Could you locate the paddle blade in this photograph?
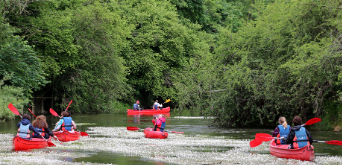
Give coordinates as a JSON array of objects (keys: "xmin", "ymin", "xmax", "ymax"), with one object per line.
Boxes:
[
  {"xmin": 250, "ymin": 139, "xmax": 263, "ymax": 148},
  {"xmin": 80, "ymin": 132, "xmax": 89, "ymax": 137},
  {"xmin": 304, "ymin": 117, "xmax": 321, "ymax": 126},
  {"xmin": 47, "ymin": 141, "xmax": 56, "ymax": 147},
  {"xmin": 66, "ymin": 100, "xmax": 73, "ymax": 111},
  {"xmin": 8, "ymin": 103, "xmax": 21, "ymax": 116},
  {"xmin": 49, "ymin": 108, "xmax": 59, "ymax": 117},
  {"xmin": 255, "ymin": 133, "xmax": 273, "ymax": 142},
  {"xmin": 326, "ymin": 140, "xmax": 342, "ymax": 145},
  {"xmin": 171, "ymin": 131, "xmax": 184, "ymax": 134},
  {"xmin": 164, "ymin": 99, "xmax": 171, "ymax": 103},
  {"xmin": 127, "ymin": 126, "xmax": 140, "ymax": 131},
  {"xmin": 28, "ymin": 108, "xmax": 37, "ymax": 118}
]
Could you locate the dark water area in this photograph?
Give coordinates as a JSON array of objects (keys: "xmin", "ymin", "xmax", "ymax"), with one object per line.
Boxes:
[{"xmin": 1, "ymin": 109, "xmax": 342, "ymax": 164}]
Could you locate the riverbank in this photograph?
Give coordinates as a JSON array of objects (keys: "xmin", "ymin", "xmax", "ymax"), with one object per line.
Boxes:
[{"xmin": 2, "ymin": 127, "xmax": 342, "ymax": 164}]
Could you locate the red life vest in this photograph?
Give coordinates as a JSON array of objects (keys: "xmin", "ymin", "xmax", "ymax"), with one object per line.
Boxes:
[{"xmin": 32, "ymin": 127, "xmax": 45, "ymax": 137}]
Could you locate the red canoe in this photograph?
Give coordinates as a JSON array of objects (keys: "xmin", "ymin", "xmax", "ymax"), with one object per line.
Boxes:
[
  {"xmin": 13, "ymin": 136, "xmax": 50, "ymax": 151},
  {"xmin": 127, "ymin": 107, "xmax": 170, "ymax": 115},
  {"xmin": 53, "ymin": 131, "xmax": 81, "ymax": 142},
  {"xmin": 269, "ymin": 139, "xmax": 314, "ymax": 161},
  {"xmin": 143, "ymin": 128, "xmax": 168, "ymax": 139}
]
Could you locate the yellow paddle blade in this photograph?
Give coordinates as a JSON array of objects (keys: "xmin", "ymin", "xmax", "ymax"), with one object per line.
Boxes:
[{"xmin": 164, "ymin": 99, "xmax": 171, "ymax": 103}]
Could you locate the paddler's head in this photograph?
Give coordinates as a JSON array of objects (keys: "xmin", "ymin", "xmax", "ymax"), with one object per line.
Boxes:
[
  {"xmin": 61, "ymin": 111, "xmax": 70, "ymax": 117},
  {"xmin": 292, "ymin": 116, "xmax": 302, "ymax": 126},
  {"xmin": 22, "ymin": 114, "xmax": 31, "ymax": 121}
]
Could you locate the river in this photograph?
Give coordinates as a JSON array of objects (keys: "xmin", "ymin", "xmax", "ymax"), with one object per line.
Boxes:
[{"xmin": 1, "ymin": 110, "xmax": 342, "ymax": 164}]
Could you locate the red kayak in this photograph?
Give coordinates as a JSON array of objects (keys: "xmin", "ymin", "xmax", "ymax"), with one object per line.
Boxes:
[
  {"xmin": 269, "ymin": 139, "xmax": 314, "ymax": 161},
  {"xmin": 13, "ymin": 136, "xmax": 50, "ymax": 151},
  {"xmin": 53, "ymin": 130, "xmax": 81, "ymax": 142},
  {"xmin": 143, "ymin": 128, "xmax": 168, "ymax": 139},
  {"xmin": 127, "ymin": 107, "xmax": 170, "ymax": 115}
]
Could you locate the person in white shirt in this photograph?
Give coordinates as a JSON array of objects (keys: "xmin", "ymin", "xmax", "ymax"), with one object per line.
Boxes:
[{"xmin": 153, "ymin": 100, "xmax": 163, "ymax": 110}]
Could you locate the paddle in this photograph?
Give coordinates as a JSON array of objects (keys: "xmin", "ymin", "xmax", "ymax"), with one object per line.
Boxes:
[
  {"xmin": 164, "ymin": 99, "xmax": 171, "ymax": 104},
  {"xmin": 65, "ymin": 100, "xmax": 73, "ymax": 111},
  {"xmin": 314, "ymin": 140, "xmax": 342, "ymax": 145},
  {"xmin": 28, "ymin": 108, "xmax": 37, "ymax": 118},
  {"xmin": 8, "ymin": 103, "xmax": 22, "ymax": 118},
  {"xmin": 127, "ymin": 126, "xmax": 184, "ymax": 134},
  {"xmin": 76, "ymin": 129, "xmax": 89, "ymax": 137},
  {"xmin": 49, "ymin": 108, "xmax": 61, "ymax": 118},
  {"xmin": 252, "ymin": 133, "xmax": 342, "ymax": 147},
  {"xmin": 301, "ymin": 117, "xmax": 321, "ymax": 126},
  {"xmin": 250, "ymin": 139, "xmax": 263, "ymax": 147}
]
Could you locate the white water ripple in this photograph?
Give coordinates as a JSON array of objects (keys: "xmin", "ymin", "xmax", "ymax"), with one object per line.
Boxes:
[{"xmin": 1, "ymin": 127, "xmax": 342, "ymax": 164}]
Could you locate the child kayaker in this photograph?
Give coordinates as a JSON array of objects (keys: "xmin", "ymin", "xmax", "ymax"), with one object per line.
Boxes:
[
  {"xmin": 152, "ymin": 116, "xmax": 161, "ymax": 131},
  {"xmin": 158, "ymin": 114, "xmax": 166, "ymax": 132},
  {"xmin": 16, "ymin": 114, "xmax": 41, "ymax": 139},
  {"xmin": 53, "ymin": 111, "xmax": 77, "ymax": 132},
  {"xmin": 272, "ymin": 117, "xmax": 290, "ymax": 144},
  {"xmin": 286, "ymin": 116, "xmax": 313, "ymax": 149},
  {"xmin": 32, "ymin": 115, "xmax": 57, "ymax": 140},
  {"xmin": 152, "ymin": 115, "xmax": 166, "ymax": 132}
]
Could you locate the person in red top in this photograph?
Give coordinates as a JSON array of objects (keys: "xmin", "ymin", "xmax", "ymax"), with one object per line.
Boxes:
[
  {"xmin": 152, "ymin": 114, "xmax": 166, "ymax": 131},
  {"xmin": 152, "ymin": 116, "xmax": 161, "ymax": 131}
]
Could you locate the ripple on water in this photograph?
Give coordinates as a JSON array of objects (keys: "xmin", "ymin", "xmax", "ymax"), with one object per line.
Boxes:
[{"xmin": 1, "ymin": 127, "xmax": 342, "ymax": 165}]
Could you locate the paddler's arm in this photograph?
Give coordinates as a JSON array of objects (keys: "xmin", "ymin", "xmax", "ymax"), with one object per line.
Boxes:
[
  {"xmin": 29, "ymin": 124, "xmax": 41, "ymax": 136},
  {"xmin": 285, "ymin": 130, "xmax": 295, "ymax": 144},
  {"xmin": 306, "ymin": 129, "xmax": 313, "ymax": 144},
  {"xmin": 53, "ymin": 119, "xmax": 63, "ymax": 131},
  {"xmin": 72, "ymin": 121, "xmax": 77, "ymax": 130}
]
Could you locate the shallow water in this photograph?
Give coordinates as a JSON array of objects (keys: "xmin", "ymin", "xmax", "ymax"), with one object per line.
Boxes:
[{"xmin": 1, "ymin": 110, "xmax": 342, "ymax": 164}]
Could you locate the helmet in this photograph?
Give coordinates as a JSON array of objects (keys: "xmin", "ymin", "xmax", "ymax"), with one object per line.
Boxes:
[{"xmin": 136, "ymin": 100, "xmax": 140, "ymax": 104}]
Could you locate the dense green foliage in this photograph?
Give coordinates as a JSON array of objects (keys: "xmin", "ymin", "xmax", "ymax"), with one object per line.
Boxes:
[
  {"xmin": 0, "ymin": 75, "xmax": 29, "ymax": 120},
  {"xmin": 1, "ymin": 0, "xmax": 342, "ymax": 128}
]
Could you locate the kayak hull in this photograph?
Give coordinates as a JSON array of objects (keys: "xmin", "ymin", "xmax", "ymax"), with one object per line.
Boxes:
[
  {"xmin": 143, "ymin": 128, "xmax": 168, "ymax": 139},
  {"xmin": 53, "ymin": 131, "xmax": 81, "ymax": 142},
  {"xmin": 269, "ymin": 139, "xmax": 314, "ymax": 161},
  {"xmin": 127, "ymin": 107, "xmax": 170, "ymax": 115},
  {"xmin": 12, "ymin": 136, "xmax": 49, "ymax": 151}
]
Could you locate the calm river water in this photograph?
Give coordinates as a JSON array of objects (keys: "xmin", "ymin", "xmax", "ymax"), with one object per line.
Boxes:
[{"xmin": 1, "ymin": 109, "xmax": 342, "ymax": 164}]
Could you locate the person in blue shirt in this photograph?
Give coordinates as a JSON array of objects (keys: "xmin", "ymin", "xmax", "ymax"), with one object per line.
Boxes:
[{"xmin": 133, "ymin": 100, "xmax": 142, "ymax": 110}]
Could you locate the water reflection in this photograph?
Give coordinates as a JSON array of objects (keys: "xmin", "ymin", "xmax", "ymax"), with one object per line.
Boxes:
[{"xmin": 127, "ymin": 113, "xmax": 170, "ymax": 124}]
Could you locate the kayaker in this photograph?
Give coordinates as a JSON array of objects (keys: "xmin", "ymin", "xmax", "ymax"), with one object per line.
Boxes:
[
  {"xmin": 286, "ymin": 116, "xmax": 313, "ymax": 149},
  {"xmin": 272, "ymin": 117, "xmax": 290, "ymax": 144},
  {"xmin": 32, "ymin": 115, "xmax": 57, "ymax": 140},
  {"xmin": 153, "ymin": 100, "xmax": 162, "ymax": 110},
  {"xmin": 53, "ymin": 111, "xmax": 77, "ymax": 132},
  {"xmin": 152, "ymin": 116, "xmax": 161, "ymax": 131},
  {"xmin": 16, "ymin": 114, "xmax": 41, "ymax": 140},
  {"xmin": 158, "ymin": 114, "xmax": 166, "ymax": 132},
  {"xmin": 133, "ymin": 100, "xmax": 142, "ymax": 110}
]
